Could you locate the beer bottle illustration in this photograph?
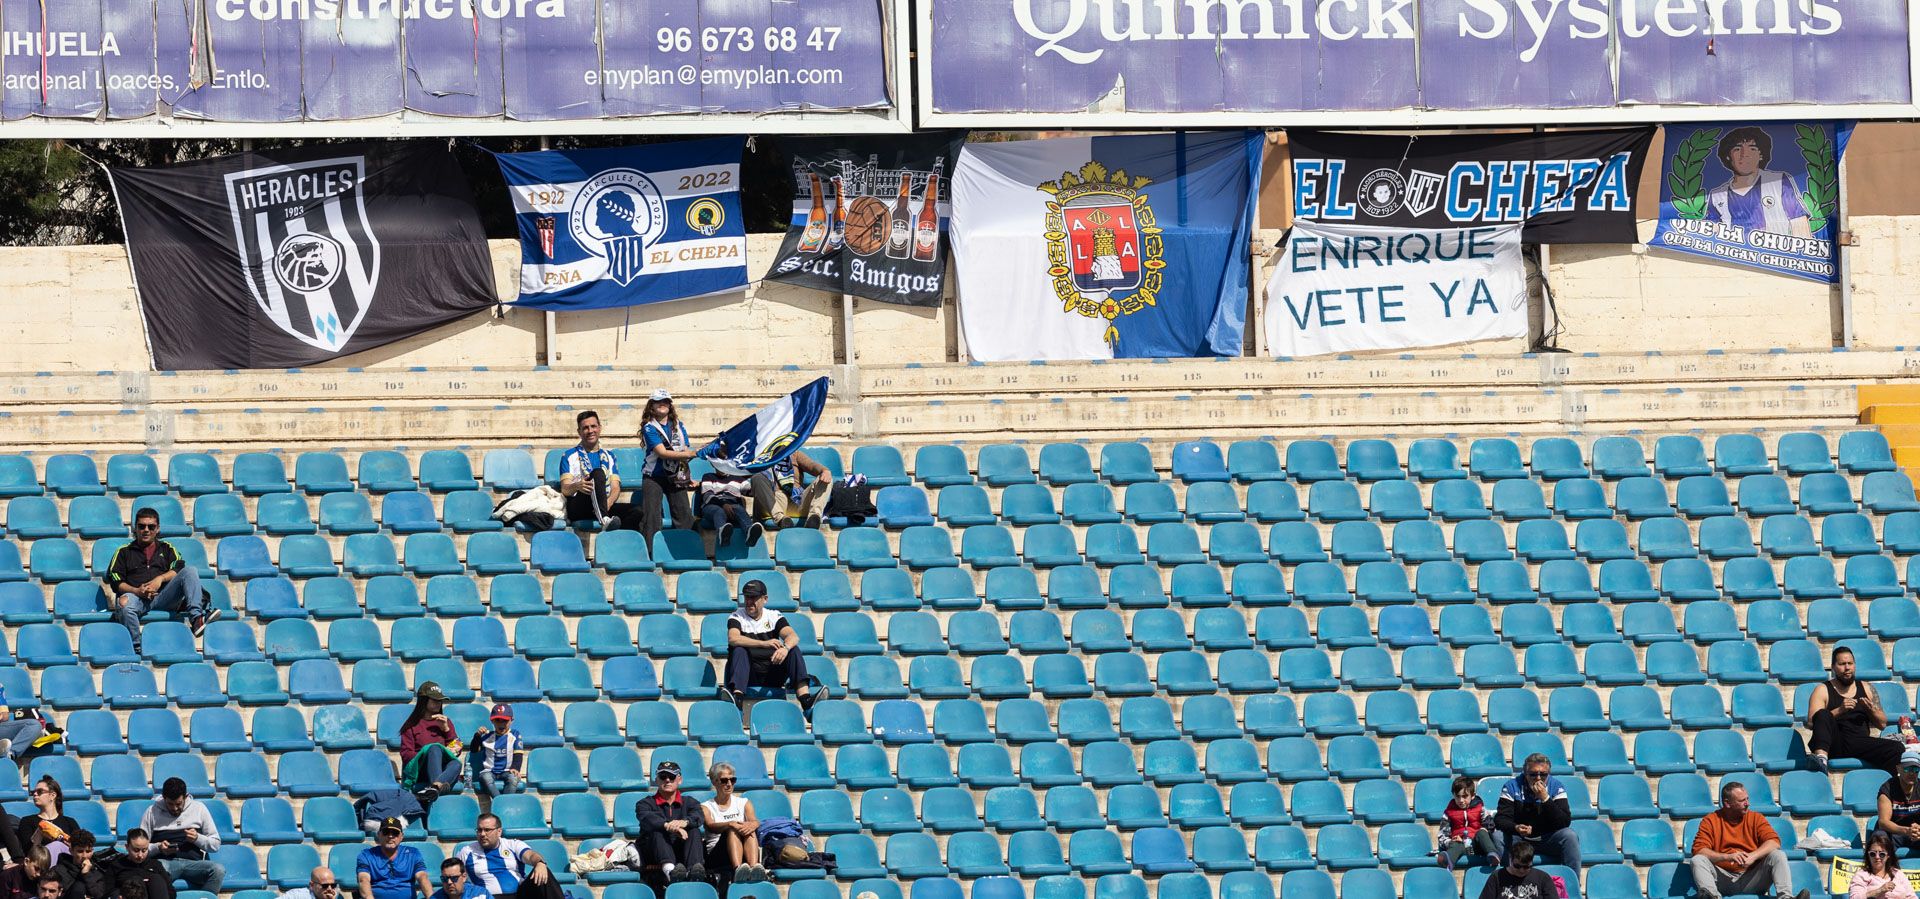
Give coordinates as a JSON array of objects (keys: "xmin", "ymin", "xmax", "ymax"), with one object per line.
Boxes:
[
  {"xmin": 826, "ymin": 176, "xmax": 847, "ymax": 252},
  {"xmin": 912, "ymin": 173, "xmax": 941, "ymax": 263},
  {"xmin": 798, "ymin": 172, "xmax": 828, "ymax": 253},
  {"xmin": 887, "ymin": 173, "xmax": 913, "ymax": 259}
]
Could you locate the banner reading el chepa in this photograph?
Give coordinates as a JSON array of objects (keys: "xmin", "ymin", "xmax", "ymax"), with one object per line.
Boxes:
[
  {"xmin": 1649, "ymin": 122, "xmax": 1852, "ymax": 283},
  {"xmin": 496, "ymin": 139, "xmax": 749, "ymax": 311},
  {"xmin": 764, "ymin": 134, "xmax": 969, "ymax": 308},
  {"xmin": 110, "ymin": 142, "xmax": 496, "ymax": 371},
  {"xmin": 1264, "ymin": 221, "xmax": 1528, "ymax": 358},
  {"xmin": 950, "ymin": 131, "xmax": 1260, "ymax": 361},
  {"xmin": 1289, "ymin": 129, "xmax": 1655, "ymax": 244}
]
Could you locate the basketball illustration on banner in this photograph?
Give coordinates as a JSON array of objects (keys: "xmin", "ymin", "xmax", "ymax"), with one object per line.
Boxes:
[{"xmin": 845, "ymin": 196, "xmax": 891, "ymax": 256}]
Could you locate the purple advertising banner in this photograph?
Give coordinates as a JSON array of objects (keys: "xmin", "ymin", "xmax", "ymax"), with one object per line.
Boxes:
[
  {"xmin": 926, "ymin": 0, "xmax": 1912, "ymax": 116},
  {"xmin": 0, "ymin": 0, "xmax": 891, "ymax": 126}
]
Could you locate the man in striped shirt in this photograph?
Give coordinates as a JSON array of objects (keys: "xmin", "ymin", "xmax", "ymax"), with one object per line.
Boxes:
[
  {"xmin": 454, "ymin": 816, "xmax": 558, "ymax": 899},
  {"xmin": 560, "ymin": 411, "xmax": 638, "ymax": 530}
]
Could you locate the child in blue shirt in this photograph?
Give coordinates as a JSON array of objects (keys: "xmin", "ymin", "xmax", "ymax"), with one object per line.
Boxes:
[{"xmin": 469, "ymin": 704, "xmax": 525, "ymax": 815}]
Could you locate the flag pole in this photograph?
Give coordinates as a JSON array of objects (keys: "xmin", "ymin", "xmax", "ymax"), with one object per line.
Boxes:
[
  {"xmin": 540, "ymin": 136, "xmax": 559, "ymax": 365},
  {"xmin": 1837, "ymin": 141, "xmax": 1854, "ymax": 350}
]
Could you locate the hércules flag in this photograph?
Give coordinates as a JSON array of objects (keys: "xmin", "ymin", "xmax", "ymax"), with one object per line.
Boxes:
[
  {"xmin": 701, "ymin": 377, "xmax": 832, "ymax": 475},
  {"xmin": 109, "ymin": 141, "xmax": 496, "ymax": 371},
  {"xmin": 765, "ymin": 133, "xmax": 968, "ymax": 308},
  {"xmin": 951, "ymin": 131, "xmax": 1261, "ymax": 362},
  {"xmin": 495, "ymin": 138, "xmax": 749, "ymax": 310}
]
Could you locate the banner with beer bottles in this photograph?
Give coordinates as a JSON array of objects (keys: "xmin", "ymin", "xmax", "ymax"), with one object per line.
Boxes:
[{"xmin": 763, "ymin": 133, "xmax": 969, "ymax": 308}]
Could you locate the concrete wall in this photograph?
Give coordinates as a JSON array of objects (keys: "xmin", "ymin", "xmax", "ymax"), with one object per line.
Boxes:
[{"xmin": 3, "ymin": 217, "xmax": 1915, "ymax": 372}]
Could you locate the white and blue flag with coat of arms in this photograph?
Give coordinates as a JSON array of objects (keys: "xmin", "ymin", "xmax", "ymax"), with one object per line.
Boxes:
[
  {"xmin": 495, "ymin": 138, "xmax": 749, "ymax": 310},
  {"xmin": 700, "ymin": 377, "xmax": 832, "ymax": 476}
]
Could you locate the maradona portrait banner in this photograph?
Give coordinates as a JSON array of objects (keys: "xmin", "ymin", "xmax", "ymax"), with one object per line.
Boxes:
[
  {"xmin": 495, "ymin": 138, "xmax": 749, "ymax": 310},
  {"xmin": 1648, "ymin": 121, "xmax": 1853, "ymax": 283},
  {"xmin": 950, "ymin": 131, "xmax": 1260, "ymax": 361},
  {"xmin": 1288, "ymin": 128, "xmax": 1655, "ymax": 244},
  {"xmin": 764, "ymin": 133, "xmax": 969, "ymax": 308}
]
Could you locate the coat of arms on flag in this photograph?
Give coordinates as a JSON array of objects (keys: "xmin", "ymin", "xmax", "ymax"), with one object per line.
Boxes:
[{"xmin": 1041, "ymin": 162, "xmax": 1165, "ymax": 346}]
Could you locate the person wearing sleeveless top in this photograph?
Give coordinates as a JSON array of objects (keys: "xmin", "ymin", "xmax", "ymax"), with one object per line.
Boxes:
[{"xmin": 1806, "ymin": 646, "xmax": 1904, "ymax": 774}]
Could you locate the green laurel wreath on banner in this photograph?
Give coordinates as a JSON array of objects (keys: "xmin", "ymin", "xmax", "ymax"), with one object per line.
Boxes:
[
  {"xmin": 1796, "ymin": 123, "xmax": 1838, "ymax": 237},
  {"xmin": 1667, "ymin": 127, "xmax": 1722, "ymax": 220}
]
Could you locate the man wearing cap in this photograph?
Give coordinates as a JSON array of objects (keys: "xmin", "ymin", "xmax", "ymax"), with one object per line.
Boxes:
[
  {"xmin": 1877, "ymin": 747, "xmax": 1920, "ymax": 853},
  {"xmin": 721, "ymin": 581, "xmax": 815, "ymax": 714},
  {"xmin": 637, "ymin": 389, "xmax": 698, "ymax": 542},
  {"xmin": 275, "ymin": 867, "xmax": 341, "ymax": 899},
  {"xmin": 634, "ymin": 761, "xmax": 705, "ymax": 890},
  {"xmin": 468, "ymin": 705, "xmax": 526, "ymax": 816},
  {"xmin": 400, "ymin": 683, "xmax": 463, "ymax": 804},
  {"xmin": 356, "ymin": 819, "xmax": 429, "ymax": 899},
  {"xmin": 455, "ymin": 815, "xmax": 558, "ymax": 899}
]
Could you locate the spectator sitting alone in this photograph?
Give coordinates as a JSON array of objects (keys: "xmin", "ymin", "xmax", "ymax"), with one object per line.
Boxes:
[
  {"xmin": 356, "ymin": 818, "xmax": 429, "ymax": 899},
  {"xmin": 1491, "ymin": 753, "xmax": 1581, "ymax": 879},
  {"xmin": 559, "ymin": 411, "xmax": 639, "ymax": 531},
  {"xmin": 398, "ymin": 683, "xmax": 464, "ymax": 804},
  {"xmin": 634, "ymin": 761, "xmax": 704, "ymax": 891},
  {"xmin": 1851, "ymin": 832, "xmax": 1919, "ymax": 899},
  {"xmin": 468, "ymin": 705, "xmax": 526, "ymax": 816},
  {"xmin": 1689, "ymin": 781, "xmax": 1807, "ymax": 899},
  {"xmin": 137, "ymin": 778, "xmax": 224, "ymax": 894},
  {"xmin": 106, "ymin": 508, "xmax": 218, "ymax": 653},
  {"xmin": 1808, "ymin": 646, "xmax": 1904, "ymax": 774},
  {"xmin": 720, "ymin": 580, "xmax": 816, "ymax": 714},
  {"xmin": 701, "ymin": 762, "xmax": 767, "ymax": 885}
]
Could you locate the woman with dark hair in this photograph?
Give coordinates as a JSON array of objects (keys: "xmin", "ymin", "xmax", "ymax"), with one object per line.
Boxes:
[
  {"xmin": 1850, "ymin": 831, "xmax": 1917, "ymax": 899},
  {"xmin": 637, "ymin": 389, "xmax": 698, "ymax": 541},
  {"xmin": 15, "ymin": 778, "xmax": 76, "ymax": 856},
  {"xmin": 397, "ymin": 684, "xmax": 463, "ymax": 803}
]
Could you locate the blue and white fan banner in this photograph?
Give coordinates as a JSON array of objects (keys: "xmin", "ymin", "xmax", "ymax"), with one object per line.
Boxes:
[
  {"xmin": 702, "ymin": 377, "xmax": 833, "ymax": 475},
  {"xmin": 495, "ymin": 138, "xmax": 749, "ymax": 310}
]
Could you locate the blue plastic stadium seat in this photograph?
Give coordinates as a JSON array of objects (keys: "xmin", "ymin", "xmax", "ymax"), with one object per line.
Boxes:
[
  {"xmin": 913, "ymin": 445, "xmax": 972, "ymax": 488},
  {"xmin": 847, "ymin": 445, "xmax": 910, "ymax": 488},
  {"xmin": 409, "ymin": 450, "xmax": 474, "ymax": 492},
  {"xmin": 1865, "ymin": 471, "xmax": 1920, "ymax": 513},
  {"xmin": 43, "ymin": 454, "xmax": 104, "ymax": 498},
  {"xmin": 1653, "ymin": 435, "xmax": 1713, "ymax": 477},
  {"xmin": 1528, "ymin": 437, "xmax": 1587, "ymax": 479},
  {"xmin": 1591, "ymin": 436, "xmax": 1650, "ymax": 479},
  {"xmin": 481, "ymin": 449, "xmax": 539, "ymax": 491},
  {"xmin": 293, "ymin": 452, "xmax": 353, "ymax": 495},
  {"xmin": 1674, "ymin": 476, "xmax": 1735, "ymax": 519},
  {"xmin": 1799, "ymin": 472, "xmax": 1858, "ymax": 514},
  {"xmin": 1096, "ymin": 442, "xmax": 1158, "ymax": 485},
  {"xmin": 1491, "ymin": 479, "xmax": 1551, "ymax": 521},
  {"xmin": 1404, "ymin": 438, "xmax": 1465, "ymax": 481},
  {"xmin": 1308, "ymin": 481, "xmax": 1367, "ymax": 522},
  {"xmin": 1036, "ymin": 443, "xmax": 1098, "ymax": 487},
  {"xmin": 0, "ymin": 456, "xmax": 39, "ymax": 499},
  {"xmin": 1172, "ymin": 441, "xmax": 1230, "ymax": 483},
  {"xmin": 1282, "ymin": 441, "xmax": 1342, "ymax": 482},
  {"xmin": 1344, "ymin": 439, "xmax": 1403, "ymax": 482},
  {"xmin": 1777, "ymin": 431, "xmax": 1835, "ymax": 474},
  {"xmin": 978, "ymin": 445, "xmax": 1036, "ymax": 487}
]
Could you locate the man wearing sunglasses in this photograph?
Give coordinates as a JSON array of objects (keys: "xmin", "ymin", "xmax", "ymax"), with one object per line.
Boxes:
[
  {"xmin": 1475, "ymin": 842, "xmax": 1557, "ymax": 899},
  {"xmin": 105, "ymin": 508, "xmax": 217, "ymax": 653},
  {"xmin": 1689, "ymin": 782, "xmax": 1809, "ymax": 899},
  {"xmin": 275, "ymin": 867, "xmax": 341, "ymax": 899},
  {"xmin": 634, "ymin": 761, "xmax": 706, "ymax": 891},
  {"xmin": 1491, "ymin": 754, "xmax": 1581, "ymax": 880}
]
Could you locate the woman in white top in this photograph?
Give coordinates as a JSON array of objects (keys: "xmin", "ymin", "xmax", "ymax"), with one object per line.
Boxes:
[{"xmin": 702, "ymin": 762, "xmax": 766, "ymax": 884}]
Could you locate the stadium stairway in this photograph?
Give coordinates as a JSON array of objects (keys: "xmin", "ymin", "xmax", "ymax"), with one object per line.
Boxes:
[{"xmin": 1859, "ymin": 384, "xmax": 1920, "ymax": 471}]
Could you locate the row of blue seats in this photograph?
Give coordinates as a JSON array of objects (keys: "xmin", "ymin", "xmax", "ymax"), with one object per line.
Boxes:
[
  {"xmin": 867, "ymin": 472, "xmax": 1920, "ymax": 530},
  {"xmin": 18, "ymin": 464, "xmax": 1918, "ymax": 543},
  {"xmin": 4, "ymin": 431, "xmax": 1892, "ymax": 499},
  {"xmin": 22, "ymin": 513, "xmax": 1920, "ymax": 587}
]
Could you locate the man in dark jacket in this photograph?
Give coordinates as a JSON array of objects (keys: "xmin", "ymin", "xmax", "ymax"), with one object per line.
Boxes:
[
  {"xmin": 0, "ymin": 849, "xmax": 49, "ymax": 899},
  {"xmin": 633, "ymin": 761, "xmax": 704, "ymax": 891},
  {"xmin": 98, "ymin": 831, "xmax": 175, "ymax": 899},
  {"xmin": 1491, "ymin": 754, "xmax": 1581, "ymax": 880},
  {"xmin": 105, "ymin": 509, "xmax": 217, "ymax": 652},
  {"xmin": 52, "ymin": 830, "xmax": 111, "ymax": 899}
]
